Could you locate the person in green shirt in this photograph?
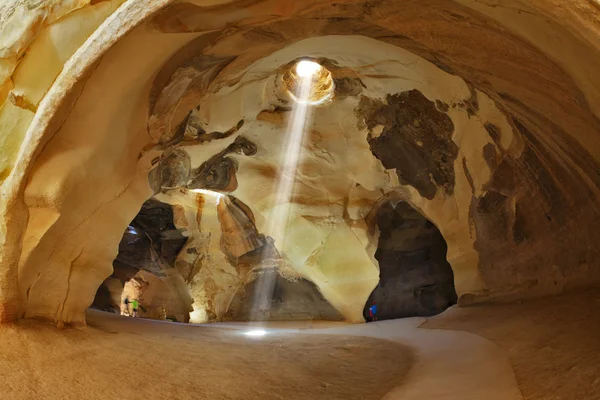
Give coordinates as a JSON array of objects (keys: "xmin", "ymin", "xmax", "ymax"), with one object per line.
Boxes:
[{"xmin": 131, "ymin": 299, "xmax": 139, "ymax": 318}]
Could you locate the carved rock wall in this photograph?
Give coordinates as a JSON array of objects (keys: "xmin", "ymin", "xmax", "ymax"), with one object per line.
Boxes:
[{"xmin": 1, "ymin": 0, "xmax": 600, "ymax": 324}]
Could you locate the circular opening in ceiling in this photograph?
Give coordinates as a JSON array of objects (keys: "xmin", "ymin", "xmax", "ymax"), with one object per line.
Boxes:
[
  {"xmin": 295, "ymin": 60, "xmax": 322, "ymax": 77},
  {"xmin": 284, "ymin": 59, "xmax": 334, "ymax": 106}
]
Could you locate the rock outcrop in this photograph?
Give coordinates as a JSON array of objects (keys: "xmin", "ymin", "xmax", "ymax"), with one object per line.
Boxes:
[
  {"xmin": 225, "ymin": 268, "xmax": 344, "ymax": 321},
  {"xmin": 92, "ymin": 198, "xmax": 191, "ymax": 318},
  {"xmin": 361, "ymin": 90, "xmax": 459, "ymax": 200},
  {"xmin": 113, "ymin": 198, "xmax": 188, "ymax": 276}
]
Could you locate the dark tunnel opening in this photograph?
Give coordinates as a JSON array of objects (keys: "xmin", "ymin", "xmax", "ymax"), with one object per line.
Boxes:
[
  {"xmin": 91, "ymin": 198, "xmax": 189, "ymax": 319},
  {"xmin": 364, "ymin": 201, "xmax": 457, "ymax": 321}
]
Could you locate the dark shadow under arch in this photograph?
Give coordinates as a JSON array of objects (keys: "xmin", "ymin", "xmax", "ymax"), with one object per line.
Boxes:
[{"xmin": 364, "ymin": 201, "xmax": 457, "ymax": 321}]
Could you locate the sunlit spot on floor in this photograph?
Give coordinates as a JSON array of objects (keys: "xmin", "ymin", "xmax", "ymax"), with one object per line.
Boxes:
[{"xmin": 244, "ymin": 329, "xmax": 268, "ymax": 337}]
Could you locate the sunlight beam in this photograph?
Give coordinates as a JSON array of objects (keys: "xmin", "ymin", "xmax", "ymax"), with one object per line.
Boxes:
[{"xmin": 250, "ymin": 60, "xmax": 320, "ymax": 320}]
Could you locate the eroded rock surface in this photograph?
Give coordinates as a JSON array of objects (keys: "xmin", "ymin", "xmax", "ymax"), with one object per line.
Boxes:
[
  {"xmin": 149, "ymin": 148, "xmax": 191, "ymax": 193},
  {"xmin": 3, "ymin": 0, "xmax": 600, "ymax": 325},
  {"xmin": 360, "ymin": 90, "xmax": 458, "ymax": 200},
  {"xmin": 148, "ymin": 55, "xmax": 236, "ymax": 144},
  {"xmin": 188, "ymin": 136, "xmax": 258, "ymax": 192},
  {"xmin": 217, "ymin": 195, "xmax": 266, "ymax": 260},
  {"xmin": 225, "ymin": 268, "xmax": 344, "ymax": 321},
  {"xmin": 113, "ymin": 198, "xmax": 188, "ymax": 276},
  {"xmin": 93, "ymin": 198, "xmax": 190, "ymax": 318}
]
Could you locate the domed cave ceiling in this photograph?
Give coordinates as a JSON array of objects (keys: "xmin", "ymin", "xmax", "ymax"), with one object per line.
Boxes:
[{"xmin": 2, "ymin": 0, "xmax": 600, "ymax": 324}]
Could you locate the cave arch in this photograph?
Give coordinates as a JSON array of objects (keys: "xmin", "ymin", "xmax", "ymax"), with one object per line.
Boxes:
[
  {"xmin": 92, "ymin": 198, "xmax": 193, "ymax": 321},
  {"xmin": 364, "ymin": 200, "xmax": 457, "ymax": 321}
]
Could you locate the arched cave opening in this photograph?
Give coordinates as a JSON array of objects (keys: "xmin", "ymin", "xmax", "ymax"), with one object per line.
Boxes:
[
  {"xmin": 92, "ymin": 192, "xmax": 345, "ymax": 324},
  {"xmin": 364, "ymin": 201, "xmax": 457, "ymax": 322},
  {"xmin": 91, "ymin": 198, "xmax": 191, "ymax": 322}
]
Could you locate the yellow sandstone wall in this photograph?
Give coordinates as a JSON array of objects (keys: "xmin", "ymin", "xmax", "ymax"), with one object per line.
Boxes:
[{"xmin": 1, "ymin": 0, "xmax": 599, "ymax": 324}]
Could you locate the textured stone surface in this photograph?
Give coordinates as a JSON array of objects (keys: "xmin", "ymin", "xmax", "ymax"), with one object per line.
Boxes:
[
  {"xmin": 188, "ymin": 136, "xmax": 257, "ymax": 192},
  {"xmin": 2, "ymin": 0, "xmax": 600, "ymax": 325},
  {"xmin": 225, "ymin": 268, "xmax": 344, "ymax": 321},
  {"xmin": 217, "ymin": 195, "xmax": 265, "ymax": 259},
  {"xmin": 92, "ymin": 198, "xmax": 191, "ymax": 319},
  {"xmin": 112, "ymin": 198, "xmax": 188, "ymax": 276},
  {"xmin": 148, "ymin": 148, "xmax": 191, "ymax": 193},
  {"xmin": 148, "ymin": 55, "xmax": 236, "ymax": 144},
  {"xmin": 360, "ymin": 90, "xmax": 458, "ymax": 200},
  {"xmin": 92, "ymin": 276, "xmax": 123, "ymax": 313},
  {"xmin": 0, "ymin": 0, "xmax": 125, "ymax": 183},
  {"xmin": 122, "ymin": 269, "xmax": 193, "ymax": 323}
]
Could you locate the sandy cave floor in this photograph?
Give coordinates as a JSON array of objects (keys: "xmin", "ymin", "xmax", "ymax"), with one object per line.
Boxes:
[
  {"xmin": 0, "ymin": 308, "xmax": 521, "ymax": 400},
  {"xmin": 0, "ymin": 311, "xmax": 414, "ymax": 400},
  {"xmin": 425, "ymin": 289, "xmax": 600, "ymax": 400},
  {"xmin": 0, "ymin": 290, "xmax": 597, "ymax": 400}
]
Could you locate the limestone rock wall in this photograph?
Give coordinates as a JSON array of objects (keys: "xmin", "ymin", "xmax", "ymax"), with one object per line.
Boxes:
[
  {"xmin": 0, "ymin": 0, "xmax": 126, "ymax": 182},
  {"xmin": 112, "ymin": 198, "xmax": 188, "ymax": 275},
  {"xmin": 121, "ymin": 188, "xmax": 346, "ymax": 323},
  {"xmin": 92, "ymin": 276, "xmax": 123, "ymax": 313},
  {"xmin": 1, "ymin": 0, "xmax": 600, "ymax": 324},
  {"xmin": 168, "ymin": 35, "xmax": 517, "ymax": 321},
  {"xmin": 92, "ymin": 197, "xmax": 192, "ymax": 319},
  {"xmin": 0, "ymin": 0, "xmax": 178, "ymax": 324},
  {"xmin": 157, "ymin": 190, "xmax": 246, "ymax": 323}
]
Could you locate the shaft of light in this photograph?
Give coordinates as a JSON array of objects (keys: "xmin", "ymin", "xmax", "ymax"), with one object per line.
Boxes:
[
  {"xmin": 250, "ymin": 66, "xmax": 316, "ymax": 320},
  {"xmin": 267, "ymin": 73, "xmax": 313, "ymax": 247}
]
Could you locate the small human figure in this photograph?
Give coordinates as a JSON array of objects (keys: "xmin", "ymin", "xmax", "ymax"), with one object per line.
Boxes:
[
  {"xmin": 123, "ymin": 297, "xmax": 130, "ymax": 316},
  {"xmin": 369, "ymin": 302, "xmax": 378, "ymax": 322},
  {"xmin": 131, "ymin": 298, "xmax": 139, "ymax": 318}
]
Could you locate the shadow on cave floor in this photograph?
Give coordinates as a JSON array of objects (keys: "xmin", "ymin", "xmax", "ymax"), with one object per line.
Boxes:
[
  {"xmin": 364, "ymin": 200, "xmax": 457, "ymax": 322},
  {"xmin": 2, "ymin": 308, "xmax": 417, "ymax": 400}
]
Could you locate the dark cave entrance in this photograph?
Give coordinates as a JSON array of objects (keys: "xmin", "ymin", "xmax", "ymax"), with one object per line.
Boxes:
[
  {"xmin": 91, "ymin": 198, "xmax": 190, "ymax": 321},
  {"xmin": 364, "ymin": 201, "xmax": 457, "ymax": 321}
]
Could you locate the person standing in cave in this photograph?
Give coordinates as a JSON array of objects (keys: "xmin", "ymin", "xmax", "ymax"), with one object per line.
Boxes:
[
  {"xmin": 123, "ymin": 297, "xmax": 130, "ymax": 316},
  {"xmin": 131, "ymin": 298, "xmax": 139, "ymax": 318},
  {"xmin": 369, "ymin": 302, "xmax": 378, "ymax": 322}
]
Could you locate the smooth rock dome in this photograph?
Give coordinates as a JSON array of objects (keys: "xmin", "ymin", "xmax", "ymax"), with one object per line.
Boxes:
[{"xmin": 0, "ymin": 2, "xmax": 599, "ymax": 399}]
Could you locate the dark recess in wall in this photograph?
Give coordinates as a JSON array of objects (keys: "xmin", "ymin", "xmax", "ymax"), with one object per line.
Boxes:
[
  {"xmin": 92, "ymin": 198, "xmax": 188, "ymax": 312},
  {"xmin": 364, "ymin": 201, "xmax": 457, "ymax": 321}
]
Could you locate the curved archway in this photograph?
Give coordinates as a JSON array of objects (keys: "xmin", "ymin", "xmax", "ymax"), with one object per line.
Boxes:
[{"xmin": 363, "ymin": 200, "xmax": 457, "ymax": 321}]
